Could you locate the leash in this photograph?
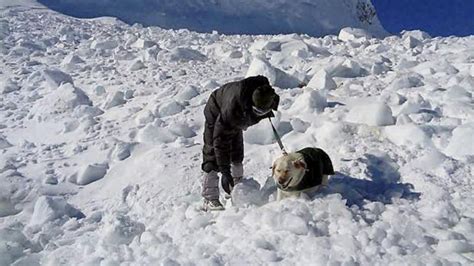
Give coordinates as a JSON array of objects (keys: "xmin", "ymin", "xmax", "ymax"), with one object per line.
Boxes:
[{"xmin": 268, "ymin": 117, "xmax": 288, "ymax": 155}]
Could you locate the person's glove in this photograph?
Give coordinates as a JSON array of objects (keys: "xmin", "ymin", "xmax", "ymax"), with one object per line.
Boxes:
[{"xmin": 221, "ymin": 172, "xmax": 234, "ymax": 195}]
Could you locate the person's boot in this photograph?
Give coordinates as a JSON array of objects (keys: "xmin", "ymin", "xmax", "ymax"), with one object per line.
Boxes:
[
  {"xmin": 202, "ymin": 198, "xmax": 225, "ymax": 211},
  {"xmin": 201, "ymin": 171, "xmax": 224, "ymax": 211}
]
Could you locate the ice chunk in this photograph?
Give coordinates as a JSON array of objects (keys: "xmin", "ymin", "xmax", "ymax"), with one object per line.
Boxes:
[
  {"xmin": 90, "ymin": 39, "xmax": 118, "ymax": 50},
  {"xmin": 102, "ymin": 213, "xmax": 145, "ymax": 245},
  {"xmin": 102, "ymin": 91, "xmax": 126, "ymax": 109},
  {"xmin": 112, "ymin": 142, "xmax": 131, "ymax": 161},
  {"xmin": 176, "ymin": 85, "xmax": 199, "ymax": 101},
  {"xmin": 169, "ymin": 47, "xmax": 206, "ymax": 61},
  {"xmin": 306, "ymin": 69, "xmax": 337, "ymax": 91},
  {"xmin": 0, "ymin": 79, "xmax": 20, "ymax": 94},
  {"xmin": 61, "ymin": 53, "xmax": 85, "ymax": 66},
  {"xmin": 345, "ymin": 103, "xmax": 395, "ymax": 126},
  {"xmin": 246, "ymin": 56, "xmax": 300, "ymax": 89},
  {"xmin": 131, "ymin": 38, "xmax": 157, "ymax": 49},
  {"xmin": 0, "ymin": 228, "xmax": 32, "ymax": 265},
  {"xmin": 135, "ymin": 110, "xmax": 155, "ymax": 126},
  {"xmin": 388, "ymin": 74, "xmax": 424, "ymax": 90},
  {"xmin": 290, "ymin": 118, "xmax": 310, "ymax": 133},
  {"xmin": 129, "ymin": 59, "xmax": 146, "ymax": 71},
  {"xmin": 338, "ymin": 27, "xmax": 372, "ymax": 42},
  {"xmin": 29, "ymin": 196, "xmax": 85, "ymax": 226},
  {"xmin": 436, "ymin": 240, "xmax": 474, "ymax": 255},
  {"xmin": 42, "ymin": 68, "xmax": 74, "ymax": 88},
  {"xmin": 156, "ymin": 100, "xmax": 184, "ymax": 117},
  {"xmin": 73, "ymin": 163, "xmax": 109, "ymax": 185},
  {"xmin": 444, "ymin": 123, "xmax": 474, "ymax": 160},
  {"xmin": 0, "ymin": 135, "xmax": 12, "ymax": 149},
  {"xmin": 402, "ymin": 30, "xmax": 431, "ymax": 41},
  {"xmin": 403, "ymin": 35, "xmax": 422, "ymax": 49},
  {"xmin": 326, "ymin": 58, "xmax": 364, "ymax": 78},
  {"xmin": 168, "ymin": 122, "xmax": 196, "ymax": 138},
  {"xmin": 289, "ymin": 89, "xmax": 327, "ymax": 113}
]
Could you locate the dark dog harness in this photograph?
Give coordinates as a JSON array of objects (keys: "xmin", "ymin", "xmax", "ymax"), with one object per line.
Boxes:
[{"xmin": 278, "ymin": 148, "xmax": 335, "ymax": 192}]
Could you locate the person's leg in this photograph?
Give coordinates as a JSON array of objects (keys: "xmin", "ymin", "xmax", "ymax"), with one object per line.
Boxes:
[
  {"xmin": 230, "ymin": 130, "xmax": 244, "ymax": 185},
  {"xmin": 201, "ymin": 122, "xmax": 224, "ymax": 210}
]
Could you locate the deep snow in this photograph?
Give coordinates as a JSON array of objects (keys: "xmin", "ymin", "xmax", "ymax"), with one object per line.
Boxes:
[{"xmin": 0, "ymin": 2, "xmax": 474, "ymax": 266}]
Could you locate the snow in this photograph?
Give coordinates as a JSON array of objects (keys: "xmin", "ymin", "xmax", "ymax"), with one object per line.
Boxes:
[
  {"xmin": 0, "ymin": 79, "xmax": 20, "ymax": 94},
  {"xmin": 29, "ymin": 196, "xmax": 84, "ymax": 227},
  {"xmin": 36, "ymin": 0, "xmax": 387, "ymax": 37},
  {"xmin": 71, "ymin": 163, "xmax": 109, "ymax": 185},
  {"xmin": 0, "ymin": 2, "xmax": 473, "ymax": 266},
  {"xmin": 346, "ymin": 103, "xmax": 395, "ymax": 126},
  {"xmin": 338, "ymin": 27, "xmax": 373, "ymax": 42}
]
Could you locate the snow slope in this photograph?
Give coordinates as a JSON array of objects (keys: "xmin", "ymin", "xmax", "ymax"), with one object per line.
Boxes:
[
  {"xmin": 37, "ymin": 0, "xmax": 387, "ymax": 37},
  {"xmin": 1, "ymin": 3, "xmax": 474, "ymax": 266}
]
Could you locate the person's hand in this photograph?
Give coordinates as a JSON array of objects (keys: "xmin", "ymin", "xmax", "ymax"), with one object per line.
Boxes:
[{"xmin": 221, "ymin": 172, "xmax": 234, "ymax": 195}]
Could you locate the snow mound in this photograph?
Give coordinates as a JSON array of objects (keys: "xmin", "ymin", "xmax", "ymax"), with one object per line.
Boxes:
[
  {"xmin": 384, "ymin": 125, "xmax": 433, "ymax": 147},
  {"xmin": 137, "ymin": 124, "xmax": 177, "ymax": 144},
  {"xmin": 345, "ymin": 103, "xmax": 395, "ymax": 126},
  {"xmin": 231, "ymin": 178, "xmax": 265, "ymax": 207},
  {"xmin": 29, "ymin": 196, "xmax": 85, "ymax": 227}
]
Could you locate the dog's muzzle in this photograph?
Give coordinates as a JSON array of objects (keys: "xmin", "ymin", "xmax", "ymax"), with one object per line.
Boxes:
[{"xmin": 277, "ymin": 177, "xmax": 293, "ymax": 191}]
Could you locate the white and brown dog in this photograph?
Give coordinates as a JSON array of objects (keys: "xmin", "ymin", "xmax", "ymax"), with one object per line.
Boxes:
[{"xmin": 272, "ymin": 147, "xmax": 334, "ymax": 200}]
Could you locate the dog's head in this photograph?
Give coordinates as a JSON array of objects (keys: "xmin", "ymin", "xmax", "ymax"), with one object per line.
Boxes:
[{"xmin": 272, "ymin": 153, "xmax": 306, "ymax": 190}]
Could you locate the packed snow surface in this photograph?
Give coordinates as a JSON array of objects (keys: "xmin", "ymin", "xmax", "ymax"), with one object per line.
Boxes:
[{"xmin": 0, "ymin": 3, "xmax": 474, "ymax": 266}]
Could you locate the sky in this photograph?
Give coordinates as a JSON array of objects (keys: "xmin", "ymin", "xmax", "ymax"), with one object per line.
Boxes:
[{"xmin": 372, "ymin": 0, "xmax": 474, "ymax": 37}]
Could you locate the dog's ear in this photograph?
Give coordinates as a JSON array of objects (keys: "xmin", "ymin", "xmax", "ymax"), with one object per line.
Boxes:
[{"xmin": 293, "ymin": 160, "xmax": 306, "ymax": 169}]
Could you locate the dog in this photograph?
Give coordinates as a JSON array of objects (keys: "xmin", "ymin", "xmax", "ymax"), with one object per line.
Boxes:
[{"xmin": 272, "ymin": 147, "xmax": 334, "ymax": 200}]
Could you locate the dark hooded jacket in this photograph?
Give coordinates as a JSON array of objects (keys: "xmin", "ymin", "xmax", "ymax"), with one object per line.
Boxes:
[
  {"xmin": 203, "ymin": 75, "xmax": 279, "ymax": 174},
  {"xmin": 284, "ymin": 148, "xmax": 335, "ymax": 192}
]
